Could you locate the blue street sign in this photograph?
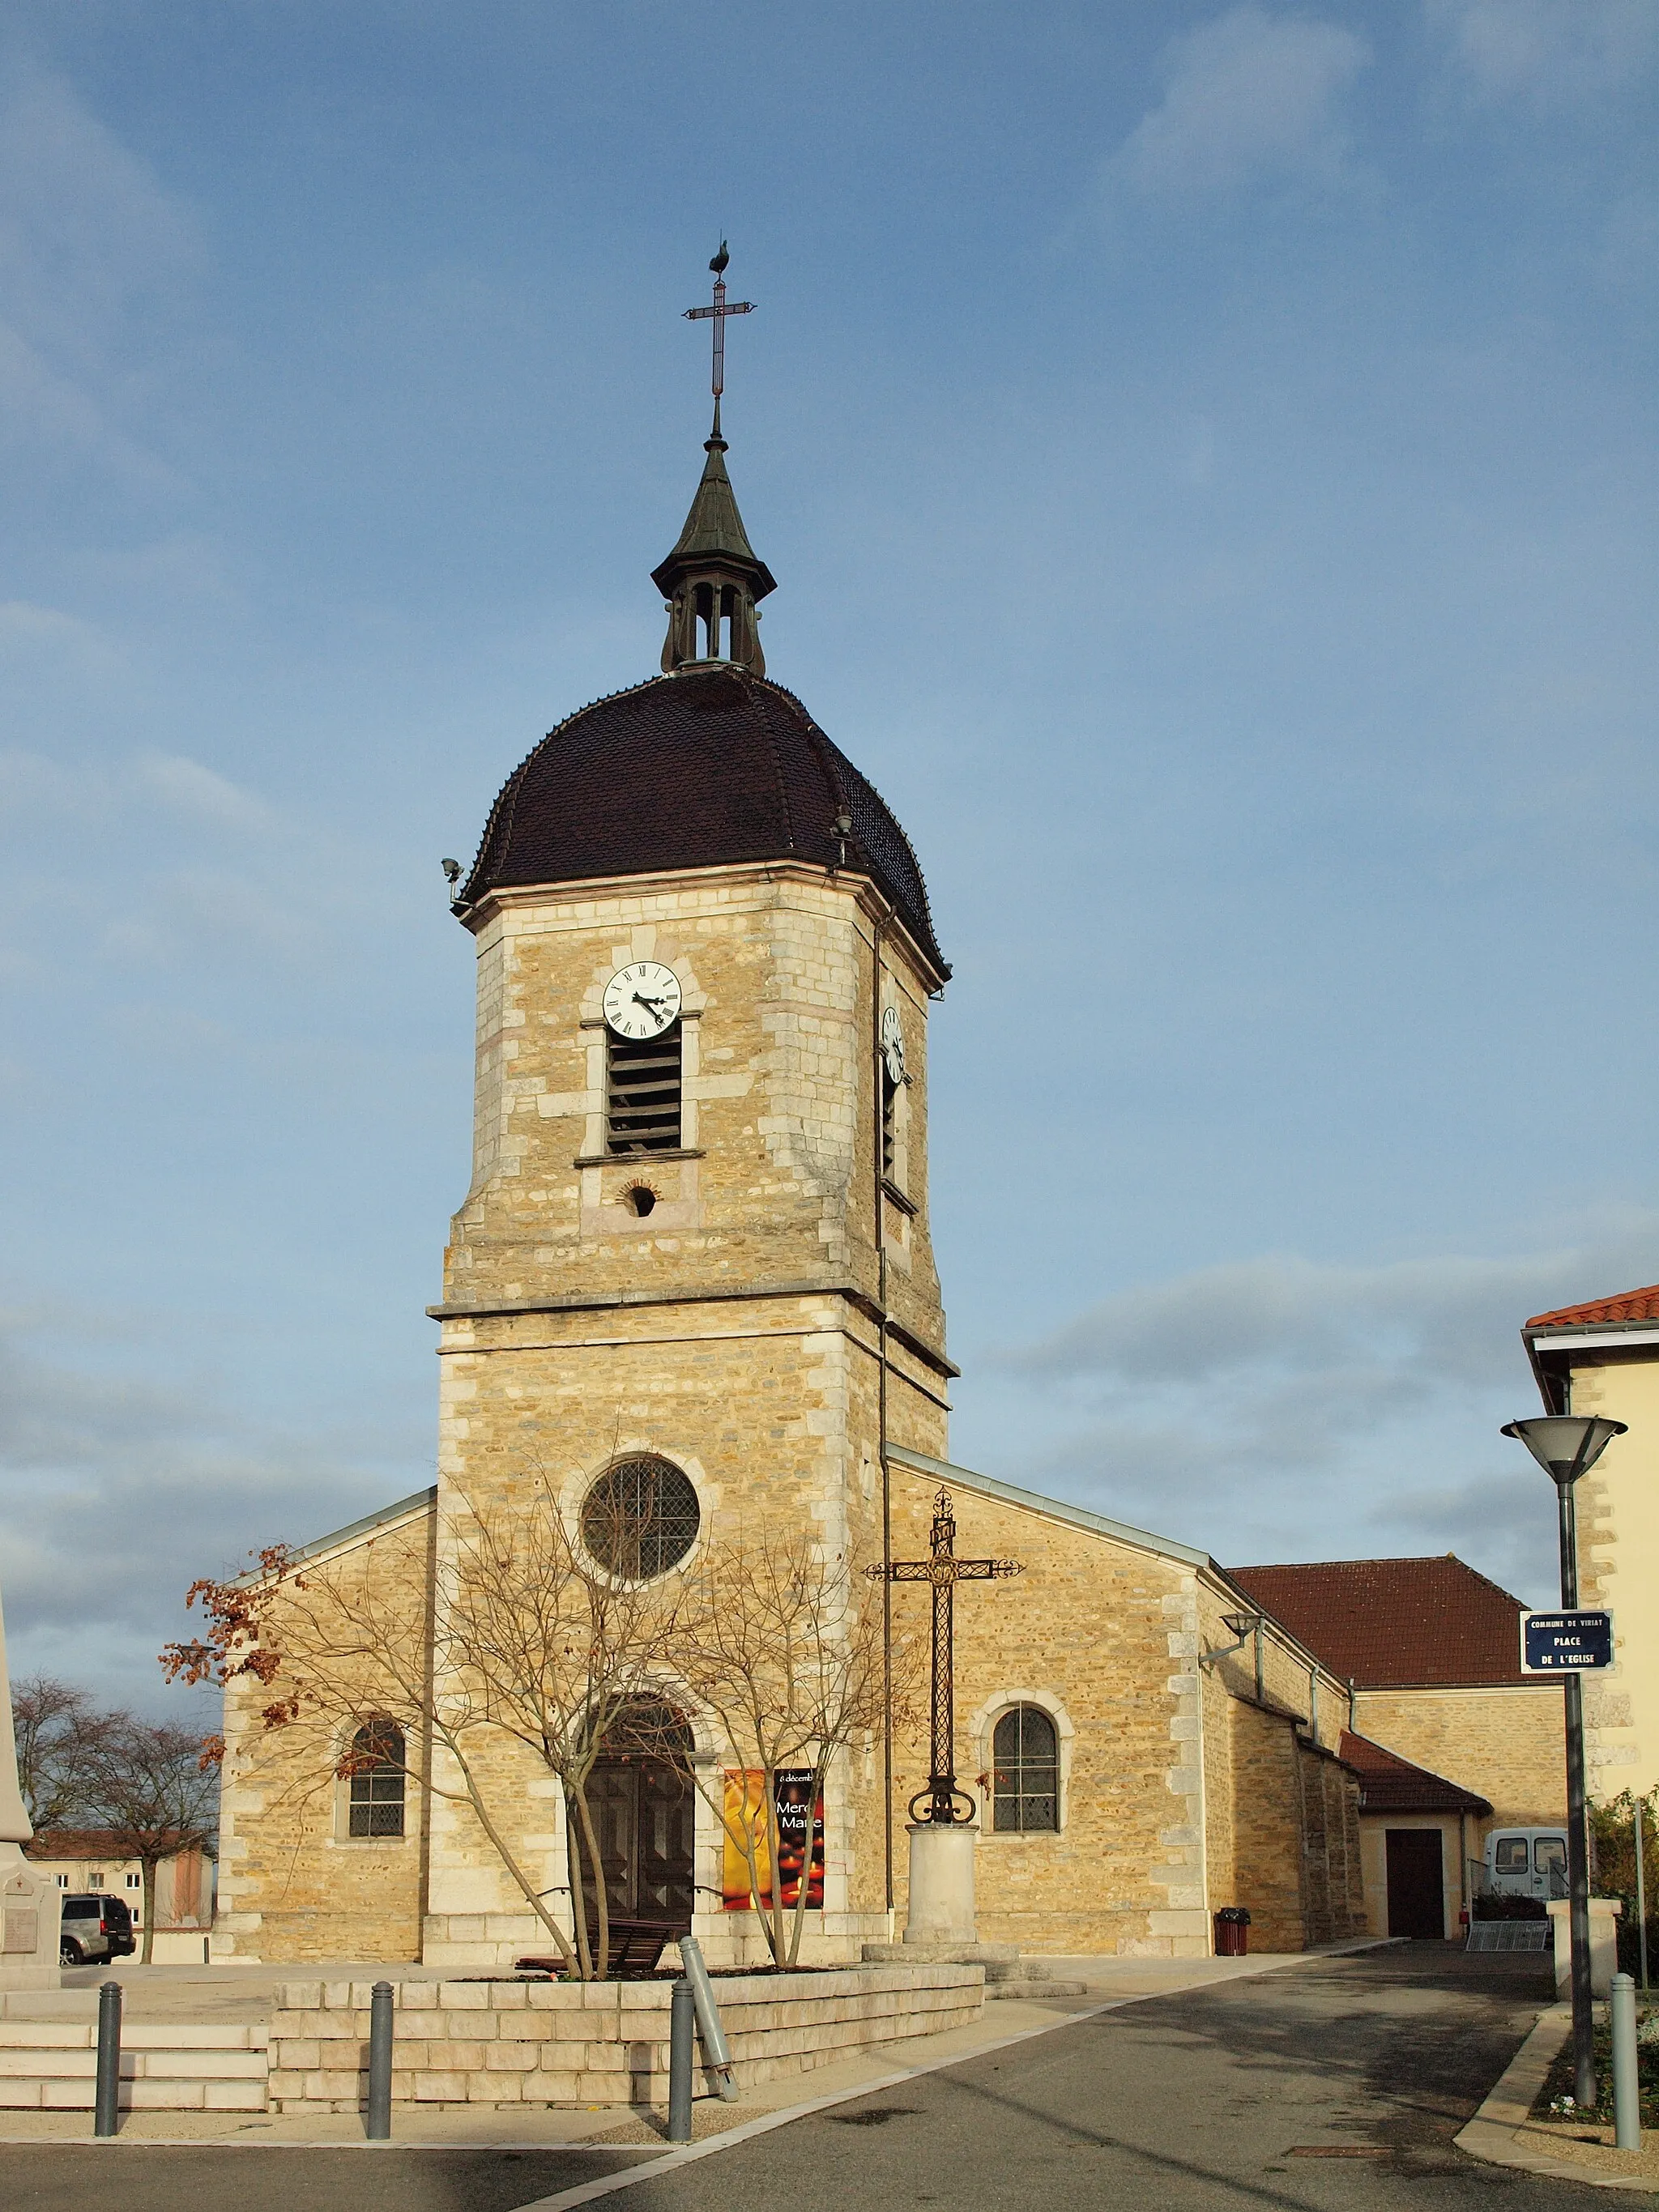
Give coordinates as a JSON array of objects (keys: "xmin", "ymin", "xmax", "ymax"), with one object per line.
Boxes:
[{"xmin": 1521, "ymin": 1609, "xmax": 1615, "ymax": 1673}]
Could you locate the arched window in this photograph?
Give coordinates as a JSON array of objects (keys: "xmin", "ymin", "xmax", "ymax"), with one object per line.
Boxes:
[
  {"xmin": 347, "ymin": 1720, "xmax": 406, "ymax": 1839},
  {"xmin": 992, "ymin": 1705, "xmax": 1059, "ymax": 1834},
  {"xmin": 582, "ymin": 1457, "xmax": 701, "ymax": 1579}
]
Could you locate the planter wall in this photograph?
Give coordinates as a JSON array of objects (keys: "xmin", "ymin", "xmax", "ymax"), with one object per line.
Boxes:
[{"xmin": 268, "ymin": 1963, "xmax": 983, "ymax": 2112}]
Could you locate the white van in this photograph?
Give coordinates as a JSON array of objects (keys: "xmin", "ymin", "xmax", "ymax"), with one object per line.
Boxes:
[{"xmin": 1485, "ymin": 1828, "xmax": 1568, "ymax": 1901}]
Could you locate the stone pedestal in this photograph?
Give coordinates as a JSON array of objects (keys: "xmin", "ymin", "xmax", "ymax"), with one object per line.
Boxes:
[
  {"xmin": 903, "ymin": 1822, "xmax": 978, "ymax": 1947},
  {"xmin": 1547, "ymin": 1898, "xmax": 1623, "ymax": 2000},
  {"xmin": 0, "ymin": 1570, "xmax": 58, "ymax": 1989},
  {"xmin": 0, "ymin": 1844, "xmax": 61, "ymax": 1988},
  {"xmin": 862, "ymin": 1824, "xmax": 1085, "ymax": 1998}
]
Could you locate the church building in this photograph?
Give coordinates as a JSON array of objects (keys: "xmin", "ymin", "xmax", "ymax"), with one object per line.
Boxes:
[{"xmin": 212, "ymin": 305, "xmax": 1383, "ymax": 1968}]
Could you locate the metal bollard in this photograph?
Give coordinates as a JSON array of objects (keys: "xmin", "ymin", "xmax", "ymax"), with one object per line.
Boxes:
[
  {"xmin": 667, "ymin": 1977, "xmax": 695, "ymax": 2143},
  {"xmin": 678, "ymin": 1936, "xmax": 737, "ymax": 2101},
  {"xmin": 1612, "ymin": 1971, "xmax": 1641, "ymax": 2150},
  {"xmin": 94, "ymin": 1980, "xmax": 122, "ymax": 2137},
  {"xmin": 365, "ymin": 1980, "xmax": 394, "ymax": 2141}
]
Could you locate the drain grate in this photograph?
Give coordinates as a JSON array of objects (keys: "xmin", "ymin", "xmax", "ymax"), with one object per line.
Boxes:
[{"xmin": 1286, "ymin": 2146, "xmax": 1387, "ymax": 2158}]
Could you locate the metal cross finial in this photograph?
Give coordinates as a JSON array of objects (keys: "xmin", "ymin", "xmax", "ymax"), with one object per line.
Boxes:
[
  {"xmin": 684, "ymin": 241, "xmax": 755, "ymax": 416},
  {"xmin": 868, "ymin": 1488, "xmax": 1021, "ymax": 1826}
]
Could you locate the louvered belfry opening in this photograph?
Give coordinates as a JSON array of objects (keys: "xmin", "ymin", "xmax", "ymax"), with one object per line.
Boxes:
[
  {"xmin": 881, "ymin": 1068, "xmax": 898, "ymax": 1178},
  {"xmin": 608, "ymin": 1022, "xmax": 683, "ymax": 1153}
]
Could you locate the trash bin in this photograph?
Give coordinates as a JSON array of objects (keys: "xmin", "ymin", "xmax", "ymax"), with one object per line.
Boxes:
[{"xmin": 1214, "ymin": 1907, "xmax": 1251, "ymax": 1957}]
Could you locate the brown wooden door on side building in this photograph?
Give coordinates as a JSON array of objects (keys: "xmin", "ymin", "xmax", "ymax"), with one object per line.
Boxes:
[{"xmin": 1385, "ymin": 1828, "xmax": 1445, "ymax": 1938}]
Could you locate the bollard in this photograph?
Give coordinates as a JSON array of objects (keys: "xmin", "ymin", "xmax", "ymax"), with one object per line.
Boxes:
[
  {"xmin": 1612, "ymin": 1971, "xmax": 1641, "ymax": 2150},
  {"xmin": 365, "ymin": 1980, "xmax": 394, "ymax": 2141},
  {"xmin": 667, "ymin": 1977, "xmax": 695, "ymax": 2142},
  {"xmin": 94, "ymin": 1980, "xmax": 122, "ymax": 2138},
  {"xmin": 678, "ymin": 1936, "xmax": 737, "ymax": 2101}
]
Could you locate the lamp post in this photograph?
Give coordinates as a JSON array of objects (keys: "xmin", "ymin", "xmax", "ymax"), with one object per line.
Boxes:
[{"xmin": 1502, "ymin": 1413, "xmax": 1627, "ymax": 2110}]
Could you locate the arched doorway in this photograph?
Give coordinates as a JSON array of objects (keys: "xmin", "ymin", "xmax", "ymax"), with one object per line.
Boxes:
[{"xmin": 578, "ymin": 1698, "xmax": 695, "ymax": 1934}]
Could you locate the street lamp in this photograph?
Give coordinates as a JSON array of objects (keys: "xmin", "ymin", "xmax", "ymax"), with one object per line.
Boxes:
[{"xmin": 1502, "ymin": 1413, "xmax": 1627, "ymax": 2109}]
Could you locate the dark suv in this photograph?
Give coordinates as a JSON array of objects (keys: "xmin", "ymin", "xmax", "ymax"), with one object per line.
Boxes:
[{"xmin": 59, "ymin": 1893, "xmax": 136, "ymax": 1966}]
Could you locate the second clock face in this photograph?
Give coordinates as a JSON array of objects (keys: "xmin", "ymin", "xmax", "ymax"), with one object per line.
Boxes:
[
  {"xmin": 881, "ymin": 1004, "xmax": 906, "ymax": 1083},
  {"xmin": 603, "ymin": 961, "xmax": 682, "ymax": 1041}
]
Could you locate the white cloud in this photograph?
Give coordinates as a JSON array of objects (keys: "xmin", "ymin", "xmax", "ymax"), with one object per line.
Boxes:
[
  {"xmin": 134, "ymin": 752, "xmax": 274, "ymax": 832},
  {"xmin": 0, "ymin": 1307, "xmax": 423, "ymax": 1711},
  {"xmin": 983, "ymin": 1217, "xmax": 1659, "ymax": 1603},
  {"xmin": 1427, "ymin": 0, "xmax": 1659, "ymax": 109},
  {"xmin": 1107, "ymin": 6, "xmax": 1372, "ymax": 200},
  {"xmin": 0, "ymin": 70, "xmax": 203, "ymax": 475}
]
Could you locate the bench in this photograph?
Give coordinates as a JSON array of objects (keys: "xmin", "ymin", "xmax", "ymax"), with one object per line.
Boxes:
[{"xmin": 516, "ymin": 1919, "xmax": 682, "ymax": 1979}]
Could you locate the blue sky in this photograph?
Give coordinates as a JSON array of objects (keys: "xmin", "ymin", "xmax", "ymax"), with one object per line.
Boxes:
[{"xmin": 0, "ymin": 1, "xmax": 1655, "ymax": 1710}]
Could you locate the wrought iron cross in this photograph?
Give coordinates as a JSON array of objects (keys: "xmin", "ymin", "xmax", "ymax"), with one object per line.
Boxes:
[
  {"xmin": 684, "ymin": 241, "xmax": 754, "ymax": 406},
  {"xmin": 870, "ymin": 1489, "xmax": 1021, "ymax": 1826}
]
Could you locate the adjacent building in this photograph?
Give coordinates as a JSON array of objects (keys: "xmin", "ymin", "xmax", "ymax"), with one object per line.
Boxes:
[
  {"xmin": 1525, "ymin": 1283, "xmax": 1659, "ymax": 1802},
  {"xmin": 1228, "ymin": 1556, "xmax": 1565, "ymax": 1941}
]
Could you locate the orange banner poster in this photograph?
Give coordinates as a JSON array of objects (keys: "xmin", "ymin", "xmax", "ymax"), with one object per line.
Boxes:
[{"xmin": 721, "ymin": 1768, "xmax": 825, "ymax": 1911}]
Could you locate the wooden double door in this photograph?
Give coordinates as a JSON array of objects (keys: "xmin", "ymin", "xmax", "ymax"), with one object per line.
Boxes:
[{"xmin": 580, "ymin": 1727, "xmax": 696, "ymax": 1933}]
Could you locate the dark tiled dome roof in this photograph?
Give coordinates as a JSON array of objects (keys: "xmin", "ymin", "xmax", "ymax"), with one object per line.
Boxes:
[{"xmin": 459, "ymin": 665, "xmax": 947, "ymax": 976}]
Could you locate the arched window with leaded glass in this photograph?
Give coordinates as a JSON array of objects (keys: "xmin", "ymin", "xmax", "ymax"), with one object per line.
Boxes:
[
  {"xmin": 991, "ymin": 1704, "xmax": 1060, "ymax": 1834},
  {"xmin": 346, "ymin": 1719, "xmax": 406, "ymax": 1838}
]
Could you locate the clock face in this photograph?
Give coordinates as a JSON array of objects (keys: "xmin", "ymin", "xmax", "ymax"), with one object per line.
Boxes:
[
  {"xmin": 603, "ymin": 961, "xmax": 683, "ymax": 1041},
  {"xmin": 880, "ymin": 1004, "xmax": 906, "ymax": 1084}
]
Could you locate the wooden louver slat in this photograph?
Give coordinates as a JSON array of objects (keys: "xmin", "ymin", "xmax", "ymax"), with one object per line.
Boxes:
[{"xmin": 608, "ymin": 1025, "xmax": 683, "ymax": 1153}]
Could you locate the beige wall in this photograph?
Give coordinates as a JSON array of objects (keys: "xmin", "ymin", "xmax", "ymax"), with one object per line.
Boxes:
[
  {"xmin": 215, "ymin": 1504, "xmax": 433, "ymax": 1964},
  {"xmin": 1351, "ymin": 1684, "xmax": 1564, "ymax": 1831},
  {"xmin": 1562, "ymin": 1357, "xmax": 1659, "ymax": 1801}
]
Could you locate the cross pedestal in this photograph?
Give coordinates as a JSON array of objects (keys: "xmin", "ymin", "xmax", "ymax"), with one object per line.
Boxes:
[{"xmin": 904, "ymin": 1819, "xmax": 979, "ymax": 1948}]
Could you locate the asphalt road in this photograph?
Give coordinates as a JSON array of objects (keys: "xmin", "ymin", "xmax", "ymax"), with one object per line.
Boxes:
[{"xmin": 2, "ymin": 1946, "xmax": 1622, "ymax": 2211}]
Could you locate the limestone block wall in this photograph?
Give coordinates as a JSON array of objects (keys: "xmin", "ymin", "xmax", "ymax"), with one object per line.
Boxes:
[
  {"xmin": 267, "ymin": 1965, "xmax": 983, "ymax": 2112},
  {"xmin": 1350, "ymin": 1684, "xmax": 1564, "ymax": 1831},
  {"xmin": 442, "ymin": 867, "xmax": 946, "ymax": 1365},
  {"xmin": 886, "ymin": 1472, "xmax": 1206, "ymax": 1958},
  {"xmin": 214, "ymin": 1499, "xmax": 434, "ymax": 1965}
]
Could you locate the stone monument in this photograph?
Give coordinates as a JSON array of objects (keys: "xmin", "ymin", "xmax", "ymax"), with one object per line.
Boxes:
[{"xmin": 0, "ymin": 1575, "xmax": 61, "ymax": 1987}]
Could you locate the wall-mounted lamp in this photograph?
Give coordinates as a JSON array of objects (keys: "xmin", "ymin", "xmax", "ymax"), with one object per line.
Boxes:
[{"xmin": 1200, "ymin": 1609, "xmax": 1261, "ymax": 1670}]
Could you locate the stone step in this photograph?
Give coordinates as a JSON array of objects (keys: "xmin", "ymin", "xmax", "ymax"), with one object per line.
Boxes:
[
  {"xmin": 0, "ymin": 2020, "xmax": 270, "ymax": 2110},
  {"xmin": 860, "ymin": 1941, "xmax": 1088, "ymax": 1997}
]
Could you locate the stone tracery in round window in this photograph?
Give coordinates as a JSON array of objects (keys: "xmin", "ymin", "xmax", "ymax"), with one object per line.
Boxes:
[{"xmin": 581, "ymin": 1456, "xmax": 702, "ymax": 1579}]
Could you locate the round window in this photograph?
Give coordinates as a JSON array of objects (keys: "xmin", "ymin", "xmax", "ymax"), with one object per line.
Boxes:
[{"xmin": 582, "ymin": 1456, "xmax": 701, "ymax": 1579}]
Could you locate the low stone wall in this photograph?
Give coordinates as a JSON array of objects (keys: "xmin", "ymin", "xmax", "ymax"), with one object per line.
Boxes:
[{"xmin": 269, "ymin": 1963, "xmax": 983, "ymax": 2112}]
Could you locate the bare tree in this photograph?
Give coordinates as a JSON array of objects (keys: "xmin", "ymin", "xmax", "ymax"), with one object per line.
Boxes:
[
  {"xmin": 82, "ymin": 1721, "xmax": 218, "ymax": 1963},
  {"xmin": 11, "ymin": 1675, "xmax": 114, "ymax": 1831},
  {"xmin": 440, "ymin": 1480, "xmax": 685, "ymax": 1980},
  {"xmin": 672, "ymin": 1530, "xmax": 906, "ymax": 1969},
  {"xmin": 163, "ymin": 1475, "xmax": 684, "ymax": 1980}
]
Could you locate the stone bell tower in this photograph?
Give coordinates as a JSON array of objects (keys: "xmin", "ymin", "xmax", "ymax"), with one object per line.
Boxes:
[{"xmin": 421, "ymin": 288, "xmax": 954, "ymax": 1966}]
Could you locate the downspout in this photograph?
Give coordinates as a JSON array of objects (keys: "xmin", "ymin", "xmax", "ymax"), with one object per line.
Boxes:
[
  {"xmin": 417, "ymin": 1490, "xmax": 439, "ymax": 1953},
  {"xmin": 872, "ymin": 910, "xmax": 893, "ymax": 1920}
]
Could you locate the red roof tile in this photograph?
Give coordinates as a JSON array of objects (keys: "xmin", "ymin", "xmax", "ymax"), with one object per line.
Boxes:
[
  {"xmin": 1337, "ymin": 1732, "xmax": 1491, "ymax": 1816},
  {"xmin": 1228, "ymin": 1556, "xmax": 1535, "ymax": 1689},
  {"xmin": 1525, "ymin": 1284, "xmax": 1659, "ymax": 1330}
]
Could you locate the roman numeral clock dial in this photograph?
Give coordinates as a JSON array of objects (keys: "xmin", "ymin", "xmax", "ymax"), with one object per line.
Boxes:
[{"xmin": 602, "ymin": 961, "xmax": 682, "ymax": 1041}]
